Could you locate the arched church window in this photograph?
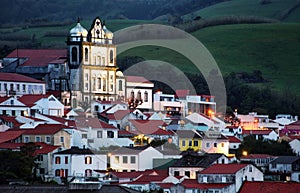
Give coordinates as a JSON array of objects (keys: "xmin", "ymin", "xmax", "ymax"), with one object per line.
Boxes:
[
  {"xmin": 118, "ymin": 80, "xmax": 123, "ymax": 91},
  {"xmin": 85, "ymin": 48, "xmax": 88, "ymax": 62},
  {"xmin": 110, "ymin": 50, "xmax": 113, "ymax": 63},
  {"xmin": 72, "ymin": 47, "xmax": 78, "ymax": 63}
]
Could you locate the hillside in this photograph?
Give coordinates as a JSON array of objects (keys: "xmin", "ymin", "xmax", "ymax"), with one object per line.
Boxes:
[
  {"xmin": 183, "ymin": 0, "xmax": 300, "ymax": 22},
  {"xmin": 0, "ymin": 0, "xmax": 225, "ymax": 25},
  {"xmin": 118, "ymin": 23, "xmax": 300, "ymax": 95}
]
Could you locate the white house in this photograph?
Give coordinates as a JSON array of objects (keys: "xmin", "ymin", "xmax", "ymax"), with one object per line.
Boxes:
[
  {"xmin": 0, "ymin": 96, "xmax": 29, "ymax": 116},
  {"xmin": 52, "ymin": 146, "xmax": 107, "ymax": 183},
  {"xmin": 109, "ymin": 146, "xmax": 163, "ymax": 172},
  {"xmin": 153, "ymin": 91, "xmax": 182, "ymax": 117},
  {"xmin": 198, "ymin": 163, "xmax": 264, "ymax": 192},
  {"xmin": 289, "ymin": 137, "xmax": 300, "ymax": 156},
  {"xmin": 0, "ymin": 72, "xmax": 46, "ymax": 97},
  {"xmin": 201, "ymin": 130, "xmax": 229, "ymax": 156},
  {"xmin": 125, "ymin": 76, "xmax": 154, "ymax": 111},
  {"xmin": 18, "ymin": 94, "xmax": 65, "ymax": 117},
  {"xmin": 75, "ymin": 117, "xmax": 133, "ymax": 148}
]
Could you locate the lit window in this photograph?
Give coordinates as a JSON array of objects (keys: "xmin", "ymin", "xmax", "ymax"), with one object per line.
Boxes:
[
  {"xmin": 55, "ymin": 156, "xmax": 61, "ymax": 164},
  {"xmin": 85, "ymin": 156, "xmax": 92, "ymax": 164},
  {"xmin": 115, "ymin": 156, "xmax": 119, "ymax": 164}
]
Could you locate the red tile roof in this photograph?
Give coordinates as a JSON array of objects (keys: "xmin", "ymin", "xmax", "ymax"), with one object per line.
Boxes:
[
  {"xmin": 0, "ymin": 142, "xmax": 59, "ymax": 155},
  {"xmin": 175, "ymin": 90, "xmax": 190, "ymax": 98},
  {"xmin": 126, "ymin": 170, "xmax": 169, "ymax": 184},
  {"xmin": 0, "ymin": 96, "xmax": 10, "ymax": 103},
  {"xmin": 6, "ymin": 49, "xmax": 67, "ymax": 67},
  {"xmin": 75, "ymin": 117, "xmax": 117, "ymax": 129},
  {"xmin": 239, "ymin": 181, "xmax": 300, "ymax": 193},
  {"xmin": 243, "ymin": 130, "xmax": 271, "ymax": 135},
  {"xmin": 101, "ymin": 110, "xmax": 130, "ymax": 120},
  {"xmin": 182, "ymin": 179, "xmax": 231, "ymax": 189},
  {"xmin": 18, "ymin": 94, "xmax": 50, "ymax": 107},
  {"xmin": 0, "ymin": 115, "xmax": 23, "ymax": 128},
  {"xmin": 125, "ymin": 76, "xmax": 152, "ymax": 84},
  {"xmin": 110, "ymin": 171, "xmax": 144, "ymax": 179},
  {"xmin": 0, "ymin": 130, "xmax": 24, "ymax": 143},
  {"xmin": 227, "ymin": 136, "xmax": 242, "ymax": 143},
  {"xmin": 41, "ymin": 114, "xmax": 75, "ymax": 127},
  {"xmin": 150, "ymin": 128, "xmax": 174, "ymax": 136},
  {"xmin": 240, "ymin": 154, "xmax": 276, "ymax": 159},
  {"xmin": 199, "ymin": 164, "xmax": 248, "ymax": 174},
  {"xmin": 0, "ymin": 72, "xmax": 45, "ymax": 83},
  {"xmin": 129, "ymin": 119, "xmax": 164, "ymax": 135},
  {"xmin": 20, "ymin": 124, "xmax": 70, "ymax": 135}
]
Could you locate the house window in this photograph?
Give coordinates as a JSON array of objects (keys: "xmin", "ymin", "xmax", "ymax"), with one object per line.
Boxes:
[
  {"xmin": 97, "ymin": 131, "xmax": 103, "ymax": 138},
  {"xmin": 103, "ymin": 78, "xmax": 106, "ymax": 91},
  {"xmin": 189, "ymin": 140, "xmax": 192, "ymax": 147},
  {"xmin": 4, "ymin": 83, "xmax": 7, "ymax": 91},
  {"xmin": 206, "ymin": 143, "xmax": 210, "ymax": 148},
  {"xmin": 249, "ymin": 166, "xmax": 252, "ymax": 172},
  {"xmin": 16, "ymin": 84, "xmax": 20, "ymax": 91},
  {"xmin": 182, "ymin": 140, "xmax": 186, "ymax": 147},
  {"xmin": 107, "ymin": 131, "xmax": 114, "ymax": 138},
  {"xmin": 85, "ymin": 73, "xmax": 89, "ymax": 81},
  {"xmin": 10, "ymin": 84, "xmax": 13, "ymax": 91},
  {"xmin": 203, "ymin": 176, "xmax": 207, "ymax": 183},
  {"xmin": 46, "ymin": 136, "xmax": 51, "ymax": 143},
  {"xmin": 71, "ymin": 47, "xmax": 78, "ymax": 63},
  {"xmin": 22, "ymin": 84, "xmax": 26, "ymax": 92},
  {"xmin": 174, "ymin": 171, "xmax": 180, "ymax": 176},
  {"xmin": 35, "ymin": 136, "xmax": 41, "ymax": 142},
  {"xmin": 85, "ymin": 156, "xmax": 92, "ymax": 164},
  {"xmin": 55, "ymin": 156, "xmax": 61, "ymax": 164},
  {"xmin": 110, "ymin": 50, "xmax": 114, "ymax": 63},
  {"xmin": 118, "ymin": 80, "xmax": 123, "ymax": 91},
  {"xmin": 194, "ymin": 140, "xmax": 199, "ymax": 147},
  {"xmin": 55, "ymin": 169, "xmax": 60, "ymax": 176},
  {"xmin": 85, "ymin": 83, "xmax": 89, "ymax": 90},
  {"xmin": 85, "ymin": 169, "xmax": 92, "ymax": 176},
  {"xmin": 123, "ymin": 156, "xmax": 128, "ymax": 164},
  {"xmin": 221, "ymin": 143, "xmax": 224, "ymax": 147},
  {"xmin": 65, "ymin": 156, "xmax": 68, "ymax": 164},
  {"xmin": 85, "ymin": 48, "xmax": 88, "ymax": 62},
  {"xmin": 82, "ymin": 134, "xmax": 87, "ymax": 139},
  {"xmin": 144, "ymin": 91, "xmax": 148, "ymax": 102},
  {"xmin": 65, "ymin": 169, "xmax": 68, "ymax": 177},
  {"xmin": 130, "ymin": 156, "xmax": 136, "ymax": 164},
  {"xmin": 97, "ymin": 78, "xmax": 101, "ymax": 89},
  {"xmin": 60, "ymin": 137, "xmax": 64, "ymax": 143},
  {"xmin": 185, "ymin": 171, "xmax": 190, "ymax": 178},
  {"xmin": 24, "ymin": 136, "xmax": 29, "ymax": 143},
  {"xmin": 115, "ymin": 156, "xmax": 119, "ymax": 164},
  {"xmin": 222, "ymin": 177, "xmax": 226, "ymax": 182},
  {"xmin": 214, "ymin": 143, "xmax": 217, "ymax": 148}
]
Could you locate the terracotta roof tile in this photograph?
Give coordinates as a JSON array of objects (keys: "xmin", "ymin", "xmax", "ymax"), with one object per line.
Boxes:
[
  {"xmin": 240, "ymin": 154, "xmax": 276, "ymax": 159},
  {"xmin": 240, "ymin": 181, "xmax": 300, "ymax": 193},
  {"xmin": 227, "ymin": 136, "xmax": 242, "ymax": 143},
  {"xmin": 129, "ymin": 119, "xmax": 164, "ymax": 135},
  {"xmin": 0, "ymin": 72, "xmax": 45, "ymax": 83},
  {"xmin": 18, "ymin": 94, "xmax": 50, "ymax": 107},
  {"xmin": 20, "ymin": 124, "xmax": 70, "ymax": 135},
  {"xmin": 6, "ymin": 49, "xmax": 67, "ymax": 67},
  {"xmin": 125, "ymin": 76, "xmax": 152, "ymax": 83},
  {"xmin": 199, "ymin": 164, "xmax": 248, "ymax": 174},
  {"xmin": 75, "ymin": 117, "xmax": 117, "ymax": 129},
  {"xmin": 0, "ymin": 130, "xmax": 24, "ymax": 143}
]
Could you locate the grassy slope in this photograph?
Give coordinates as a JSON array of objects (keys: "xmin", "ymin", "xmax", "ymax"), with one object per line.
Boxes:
[
  {"xmin": 183, "ymin": 0, "xmax": 300, "ymax": 21},
  {"xmin": 119, "ymin": 23, "xmax": 300, "ymax": 94}
]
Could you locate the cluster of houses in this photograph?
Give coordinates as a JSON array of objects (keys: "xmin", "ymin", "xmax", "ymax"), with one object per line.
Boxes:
[{"xmin": 0, "ymin": 17, "xmax": 300, "ymax": 192}]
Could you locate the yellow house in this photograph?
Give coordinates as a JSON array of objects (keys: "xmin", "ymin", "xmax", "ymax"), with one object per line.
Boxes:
[
  {"xmin": 22, "ymin": 124, "xmax": 71, "ymax": 149},
  {"xmin": 175, "ymin": 130, "xmax": 203, "ymax": 151}
]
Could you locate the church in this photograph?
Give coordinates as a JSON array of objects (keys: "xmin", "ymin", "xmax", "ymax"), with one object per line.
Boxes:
[{"xmin": 0, "ymin": 17, "xmax": 153, "ymax": 111}]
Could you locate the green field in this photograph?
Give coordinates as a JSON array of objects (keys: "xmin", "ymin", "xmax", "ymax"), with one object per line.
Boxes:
[
  {"xmin": 183, "ymin": 0, "xmax": 300, "ymax": 22},
  {"xmin": 119, "ymin": 23, "xmax": 300, "ymax": 94}
]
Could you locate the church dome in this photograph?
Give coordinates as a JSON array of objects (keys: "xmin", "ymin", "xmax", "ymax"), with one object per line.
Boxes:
[
  {"xmin": 70, "ymin": 19, "xmax": 88, "ymax": 37},
  {"xmin": 103, "ymin": 25, "xmax": 113, "ymax": 39}
]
